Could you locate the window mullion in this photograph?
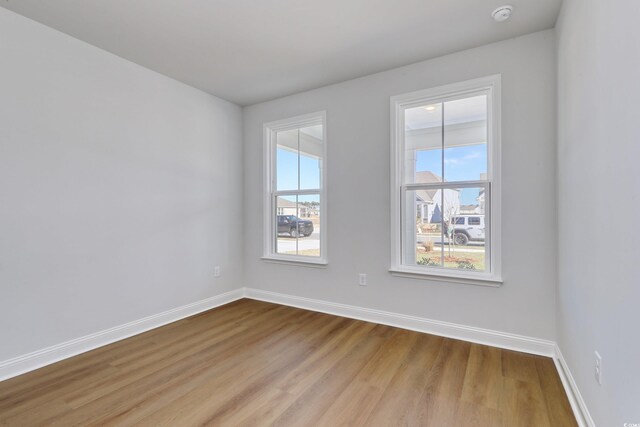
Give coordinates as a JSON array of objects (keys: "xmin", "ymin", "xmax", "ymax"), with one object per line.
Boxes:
[
  {"xmin": 297, "ymin": 128, "xmax": 301, "ymax": 193},
  {"xmin": 440, "ymin": 101, "xmax": 445, "ymax": 267},
  {"xmin": 296, "ymin": 130, "xmax": 300, "ymax": 255},
  {"xmin": 275, "ymin": 189, "xmax": 320, "ymax": 197},
  {"xmin": 404, "ymin": 181, "xmax": 488, "ymax": 191}
]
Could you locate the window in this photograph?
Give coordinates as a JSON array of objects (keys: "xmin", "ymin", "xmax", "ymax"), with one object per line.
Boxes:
[
  {"xmin": 263, "ymin": 112, "xmax": 326, "ymax": 265},
  {"xmin": 390, "ymin": 76, "xmax": 501, "ymax": 284},
  {"xmin": 468, "ymin": 217, "xmax": 481, "ymax": 225}
]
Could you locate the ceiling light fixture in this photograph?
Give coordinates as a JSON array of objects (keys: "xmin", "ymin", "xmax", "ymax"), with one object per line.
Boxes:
[
  {"xmin": 492, "ymin": 5, "xmax": 513, "ymax": 22},
  {"xmin": 425, "ymin": 105, "xmax": 437, "ymax": 111}
]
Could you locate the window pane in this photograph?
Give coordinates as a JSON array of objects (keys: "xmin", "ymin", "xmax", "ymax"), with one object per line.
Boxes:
[
  {"xmin": 443, "ymin": 95, "xmax": 487, "ymax": 182},
  {"xmin": 276, "ymin": 129, "xmax": 299, "ymax": 191},
  {"xmin": 276, "ymin": 195, "xmax": 298, "ymax": 255},
  {"xmin": 275, "ymin": 195, "xmax": 320, "ymax": 257},
  {"xmin": 404, "ymin": 103, "xmax": 443, "ymax": 184},
  {"xmin": 443, "ymin": 187, "xmax": 486, "ymax": 271},
  {"xmin": 405, "ymin": 189, "xmax": 444, "ymax": 267},
  {"xmin": 296, "ymin": 194, "xmax": 320, "ymax": 257},
  {"xmin": 299, "ymin": 124, "xmax": 322, "ymax": 190}
]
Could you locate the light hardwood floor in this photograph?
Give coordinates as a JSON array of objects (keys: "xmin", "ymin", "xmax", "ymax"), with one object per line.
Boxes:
[{"xmin": 0, "ymin": 299, "xmax": 577, "ymax": 426}]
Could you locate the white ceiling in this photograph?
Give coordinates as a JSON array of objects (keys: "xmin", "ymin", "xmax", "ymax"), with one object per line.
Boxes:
[{"xmin": 1, "ymin": 0, "xmax": 562, "ymax": 106}]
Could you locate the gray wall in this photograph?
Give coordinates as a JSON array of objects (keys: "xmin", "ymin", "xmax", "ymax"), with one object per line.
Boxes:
[
  {"xmin": 0, "ymin": 8, "xmax": 243, "ymax": 361},
  {"xmin": 556, "ymin": 0, "xmax": 640, "ymax": 424},
  {"xmin": 243, "ymin": 30, "xmax": 558, "ymax": 340}
]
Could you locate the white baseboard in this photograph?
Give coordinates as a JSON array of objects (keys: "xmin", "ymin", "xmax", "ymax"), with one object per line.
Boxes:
[
  {"xmin": 554, "ymin": 344, "xmax": 596, "ymax": 427},
  {"xmin": 243, "ymin": 288, "xmax": 556, "ymax": 357},
  {"xmin": 0, "ymin": 289, "xmax": 244, "ymax": 382}
]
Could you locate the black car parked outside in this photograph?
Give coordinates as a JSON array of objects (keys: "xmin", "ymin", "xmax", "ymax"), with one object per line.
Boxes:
[{"xmin": 277, "ymin": 215, "xmax": 314, "ymax": 237}]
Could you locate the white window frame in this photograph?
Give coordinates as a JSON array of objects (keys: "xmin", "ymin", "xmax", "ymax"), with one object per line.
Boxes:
[
  {"xmin": 263, "ymin": 111, "xmax": 327, "ymax": 266},
  {"xmin": 389, "ymin": 75, "xmax": 502, "ymax": 285}
]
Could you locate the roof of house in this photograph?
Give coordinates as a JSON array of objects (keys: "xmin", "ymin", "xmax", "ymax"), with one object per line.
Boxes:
[
  {"xmin": 460, "ymin": 204, "xmax": 479, "ymax": 211},
  {"xmin": 276, "ymin": 197, "xmax": 297, "ymax": 208},
  {"xmin": 415, "ymin": 171, "xmax": 442, "ymax": 184},
  {"xmin": 414, "ymin": 171, "xmax": 439, "ymax": 202}
]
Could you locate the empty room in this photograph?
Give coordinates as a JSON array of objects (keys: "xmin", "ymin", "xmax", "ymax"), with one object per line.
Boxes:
[{"xmin": 0, "ymin": 0, "xmax": 638, "ymax": 425}]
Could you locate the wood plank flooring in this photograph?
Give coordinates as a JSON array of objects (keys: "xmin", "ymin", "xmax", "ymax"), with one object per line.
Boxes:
[{"xmin": 0, "ymin": 299, "xmax": 577, "ymax": 426}]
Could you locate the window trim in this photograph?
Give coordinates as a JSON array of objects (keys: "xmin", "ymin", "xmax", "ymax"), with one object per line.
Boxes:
[
  {"xmin": 389, "ymin": 75, "xmax": 502, "ymax": 285},
  {"xmin": 263, "ymin": 111, "xmax": 327, "ymax": 265}
]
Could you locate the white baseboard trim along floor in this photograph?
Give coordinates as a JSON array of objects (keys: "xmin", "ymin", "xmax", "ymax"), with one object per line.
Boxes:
[{"xmin": 0, "ymin": 289, "xmax": 244, "ymax": 382}]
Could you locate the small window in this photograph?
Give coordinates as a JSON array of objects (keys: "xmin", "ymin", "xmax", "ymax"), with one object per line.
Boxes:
[
  {"xmin": 263, "ymin": 112, "xmax": 326, "ymax": 264},
  {"xmin": 390, "ymin": 76, "xmax": 502, "ymax": 284}
]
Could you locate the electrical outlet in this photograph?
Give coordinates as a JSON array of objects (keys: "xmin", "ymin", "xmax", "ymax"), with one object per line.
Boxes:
[
  {"xmin": 358, "ymin": 273, "xmax": 367, "ymax": 286},
  {"xmin": 214, "ymin": 266, "xmax": 221, "ymax": 278},
  {"xmin": 594, "ymin": 351, "xmax": 602, "ymax": 385}
]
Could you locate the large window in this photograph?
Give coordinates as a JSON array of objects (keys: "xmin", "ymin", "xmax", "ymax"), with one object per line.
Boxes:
[
  {"xmin": 390, "ymin": 76, "xmax": 501, "ymax": 284},
  {"xmin": 263, "ymin": 112, "xmax": 326, "ymax": 264}
]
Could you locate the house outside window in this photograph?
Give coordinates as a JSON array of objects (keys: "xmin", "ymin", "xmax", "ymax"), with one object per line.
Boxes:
[{"xmin": 390, "ymin": 76, "xmax": 502, "ymax": 284}]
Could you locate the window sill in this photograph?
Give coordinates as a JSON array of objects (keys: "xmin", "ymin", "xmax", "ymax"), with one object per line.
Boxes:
[
  {"xmin": 389, "ymin": 267, "xmax": 503, "ymax": 287},
  {"xmin": 261, "ymin": 256, "xmax": 328, "ymax": 268}
]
